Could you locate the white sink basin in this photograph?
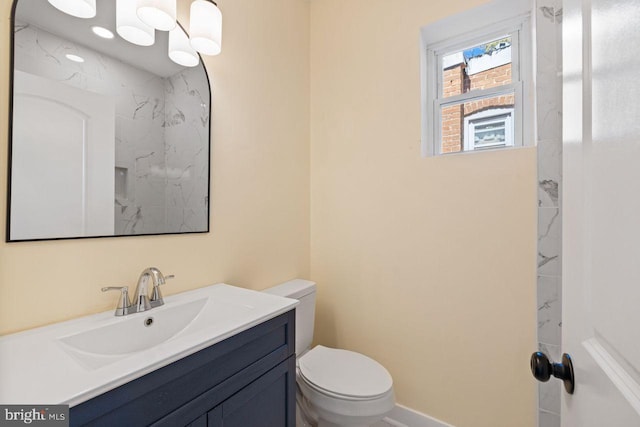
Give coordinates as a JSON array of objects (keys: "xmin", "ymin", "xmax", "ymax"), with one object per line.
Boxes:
[
  {"xmin": 58, "ymin": 293, "xmax": 261, "ymax": 370},
  {"xmin": 0, "ymin": 283, "xmax": 298, "ymax": 406},
  {"xmin": 60, "ymin": 298, "xmax": 209, "ymax": 356}
]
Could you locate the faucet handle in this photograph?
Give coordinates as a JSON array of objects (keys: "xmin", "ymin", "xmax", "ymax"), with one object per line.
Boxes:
[
  {"xmin": 101, "ymin": 286, "xmax": 132, "ymax": 316},
  {"xmin": 156, "ymin": 273, "xmax": 174, "ymax": 285},
  {"xmin": 101, "ymin": 286, "xmax": 126, "ymax": 292},
  {"xmin": 150, "ymin": 274, "xmax": 174, "ymax": 307},
  {"xmin": 153, "ymin": 273, "xmax": 174, "ymax": 289}
]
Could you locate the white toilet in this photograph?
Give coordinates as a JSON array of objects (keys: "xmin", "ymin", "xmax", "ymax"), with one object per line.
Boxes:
[{"xmin": 264, "ymin": 279, "xmax": 395, "ymax": 427}]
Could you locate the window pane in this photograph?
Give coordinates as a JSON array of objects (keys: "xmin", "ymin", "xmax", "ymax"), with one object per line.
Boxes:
[
  {"xmin": 442, "ymin": 36, "xmax": 512, "ymax": 98},
  {"xmin": 439, "ymin": 93, "xmax": 515, "ymax": 154},
  {"xmin": 441, "ymin": 103, "xmax": 464, "ymax": 153},
  {"xmin": 474, "ymin": 119, "xmax": 507, "ymax": 148}
]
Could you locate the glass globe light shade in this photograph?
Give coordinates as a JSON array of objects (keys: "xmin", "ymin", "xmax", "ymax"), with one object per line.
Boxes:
[
  {"xmin": 169, "ymin": 26, "xmax": 200, "ymax": 67},
  {"xmin": 48, "ymin": 0, "xmax": 96, "ymax": 19},
  {"xmin": 117, "ymin": 0, "xmax": 155, "ymax": 46},
  {"xmin": 189, "ymin": 0, "xmax": 222, "ymax": 56},
  {"xmin": 136, "ymin": 0, "xmax": 177, "ymax": 31}
]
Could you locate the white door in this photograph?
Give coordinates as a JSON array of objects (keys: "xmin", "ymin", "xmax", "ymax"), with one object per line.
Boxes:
[
  {"xmin": 561, "ymin": 0, "xmax": 640, "ymax": 425},
  {"xmin": 10, "ymin": 71, "xmax": 115, "ymax": 240}
]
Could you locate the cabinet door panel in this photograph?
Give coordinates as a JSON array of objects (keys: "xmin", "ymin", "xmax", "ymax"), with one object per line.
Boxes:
[
  {"xmin": 185, "ymin": 414, "xmax": 207, "ymax": 427},
  {"xmin": 207, "ymin": 406, "xmax": 222, "ymax": 426},
  {"xmin": 213, "ymin": 356, "xmax": 295, "ymax": 427}
]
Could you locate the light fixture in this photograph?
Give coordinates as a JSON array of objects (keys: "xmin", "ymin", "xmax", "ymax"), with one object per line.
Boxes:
[
  {"xmin": 117, "ymin": 0, "xmax": 155, "ymax": 47},
  {"xmin": 91, "ymin": 26, "xmax": 115, "ymax": 39},
  {"xmin": 50, "ymin": 0, "xmax": 223, "ymax": 66},
  {"xmin": 169, "ymin": 26, "xmax": 199, "ymax": 67},
  {"xmin": 48, "ymin": 0, "xmax": 96, "ymax": 18},
  {"xmin": 65, "ymin": 53, "xmax": 85, "ymax": 63},
  {"xmin": 136, "ymin": 0, "xmax": 177, "ymax": 32},
  {"xmin": 189, "ymin": 0, "xmax": 222, "ymax": 56}
]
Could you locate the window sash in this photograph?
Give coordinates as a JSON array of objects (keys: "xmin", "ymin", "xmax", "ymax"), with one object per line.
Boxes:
[
  {"xmin": 422, "ymin": 13, "xmax": 531, "ymax": 157},
  {"xmin": 436, "ymin": 28, "xmax": 521, "ymax": 99},
  {"xmin": 435, "ymin": 83, "xmax": 519, "ymax": 110},
  {"xmin": 434, "ymin": 85, "xmax": 522, "ymax": 155}
]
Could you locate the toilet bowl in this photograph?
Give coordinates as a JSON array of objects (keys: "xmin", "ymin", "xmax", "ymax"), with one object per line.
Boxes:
[
  {"xmin": 297, "ymin": 345, "xmax": 395, "ymax": 426},
  {"xmin": 263, "ymin": 280, "xmax": 395, "ymax": 427}
]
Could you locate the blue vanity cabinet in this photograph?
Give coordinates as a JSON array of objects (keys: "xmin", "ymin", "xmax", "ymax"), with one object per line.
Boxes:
[
  {"xmin": 207, "ymin": 357, "xmax": 294, "ymax": 427},
  {"xmin": 69, "ymin": 310, "xmax": 296, "ymax": 427}
]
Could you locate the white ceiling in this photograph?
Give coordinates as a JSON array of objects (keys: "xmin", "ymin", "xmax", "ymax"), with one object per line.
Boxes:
[{"xmin": 15, "ymin": 0, "xmax": 189, "ymax": 78}]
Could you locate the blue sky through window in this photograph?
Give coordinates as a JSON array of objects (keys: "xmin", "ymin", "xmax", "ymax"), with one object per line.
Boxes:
[{"xmin": 463, "ymin": 37, "xmax": 511, "ymax": 60}]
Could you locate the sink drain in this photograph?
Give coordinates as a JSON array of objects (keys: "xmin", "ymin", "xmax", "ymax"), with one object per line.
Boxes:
[{"xmin": 144, "ymin": 317, "xmax": 154, "ymax": 327}]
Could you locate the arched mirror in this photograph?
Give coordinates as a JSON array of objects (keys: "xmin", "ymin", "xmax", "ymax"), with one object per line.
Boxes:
[{"xmin": 7, "ymin": 0, "xmax": 211, "ymax": 241}]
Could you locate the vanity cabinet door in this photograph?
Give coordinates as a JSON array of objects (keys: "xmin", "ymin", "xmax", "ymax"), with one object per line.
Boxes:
[
  {"xmin": 208, "ymin": 356, "xmax": 296, "ymax": 427},
  {"xmin": 186, "ymin": 414, "xmax": 207, "ymax": 427}
]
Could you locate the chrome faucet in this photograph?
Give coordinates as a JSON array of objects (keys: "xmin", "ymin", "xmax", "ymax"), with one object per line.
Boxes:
[
  {"xmin": 102, "ymin": 267, "xmax": 174, "ymax": 316},
  {"xmin": 134, "ymin": 267, "xmax": 174, "ymax": 312}
]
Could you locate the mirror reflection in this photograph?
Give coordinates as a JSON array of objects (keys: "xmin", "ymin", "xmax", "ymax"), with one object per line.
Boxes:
[{"xmin": 8, "ymin": 0, "xmax": 211, "ymax": 241}]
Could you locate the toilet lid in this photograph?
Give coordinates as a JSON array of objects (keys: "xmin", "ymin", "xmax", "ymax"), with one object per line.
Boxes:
[{"xmin": 298, "ymin": 345, "xmax": 393, "ymax": 399}]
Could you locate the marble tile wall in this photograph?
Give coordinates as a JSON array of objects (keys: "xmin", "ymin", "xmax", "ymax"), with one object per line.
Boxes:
[
  {"xmin": 163, "ymin": 67, "xmax": 210, "ymax": 232},
  {"xmin": 536, "ymin": 2, "xmax": 563, "ymax": 426},
  {"xmin": 115, "ymin": 79, "xmax": 167, "ymax": 235}
]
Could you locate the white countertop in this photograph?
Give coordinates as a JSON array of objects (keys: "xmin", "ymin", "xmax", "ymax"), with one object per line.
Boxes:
[{"xmin": 0, "ymin": 284, "xmax": 297, "ymax": 406}]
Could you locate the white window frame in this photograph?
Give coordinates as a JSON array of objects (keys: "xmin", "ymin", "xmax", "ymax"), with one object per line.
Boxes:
[
  {"xmin": 420, "ymin": 0, "xmax": 533, "ymax": 157},
  {"xmin": 464, "ymin": 107, "xmax": 515, "ymax": 151}
]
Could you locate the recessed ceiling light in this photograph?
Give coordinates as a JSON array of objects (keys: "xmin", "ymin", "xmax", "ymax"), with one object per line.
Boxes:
[
  {"xmin": 65, "ymin": 54, "xmax": 85, "ymax": 63},
  {"xmin": 92, "ymin": 26, "xmax": 115, "ymax": 39}
]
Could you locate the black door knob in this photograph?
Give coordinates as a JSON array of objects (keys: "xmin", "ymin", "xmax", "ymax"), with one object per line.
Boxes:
[{"xmin": 530, "ymin": 351, "xmax": 575, "ymax": 394}]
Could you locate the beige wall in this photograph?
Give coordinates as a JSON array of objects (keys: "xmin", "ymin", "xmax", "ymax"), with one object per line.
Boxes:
[
  {"xmin": 0, "ymin": 0, "xmax": 310, "ymax": 334},
  {"xmin": 2, "ymin": 0, "xmax": 538, "ymax": 425},
  {"xmin": 309, "ymin": 1, "xmax": 537, "ymax": 427}
]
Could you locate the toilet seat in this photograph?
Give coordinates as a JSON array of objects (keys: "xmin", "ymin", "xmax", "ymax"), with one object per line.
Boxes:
[
  {"xmin": 297, "ymin": 364, "xmax": 395, "ymax": 426},
  {"xmin": 297, "ymin": 375, "xmax": 395, "ymax": 426},
  {"xmin": 298, "ymin": 345, "xmax": 393, "ymax": 400}
]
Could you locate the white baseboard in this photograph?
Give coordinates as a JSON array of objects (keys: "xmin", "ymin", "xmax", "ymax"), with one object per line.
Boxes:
[{"xmin": 382, "ymin": 404, "xmax": 456, "ymax": 427}]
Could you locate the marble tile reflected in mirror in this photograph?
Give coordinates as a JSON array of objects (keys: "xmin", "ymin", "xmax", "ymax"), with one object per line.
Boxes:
[{"xmin": 8, "ymin": 0, "xmax": 210, "ymax": 241}]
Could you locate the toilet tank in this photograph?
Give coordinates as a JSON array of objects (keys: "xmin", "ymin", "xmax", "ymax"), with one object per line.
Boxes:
[{"xmin": 263, "ymin": 279, "xmax": 316, "ymax": 356}]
